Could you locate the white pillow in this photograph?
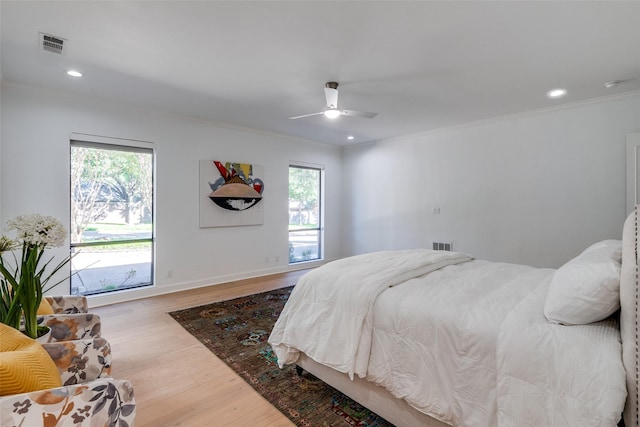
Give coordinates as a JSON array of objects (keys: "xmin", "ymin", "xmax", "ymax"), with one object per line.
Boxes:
[{"xmin": 544, "ymin": 239, "xmax": 622, "ymax": 325}]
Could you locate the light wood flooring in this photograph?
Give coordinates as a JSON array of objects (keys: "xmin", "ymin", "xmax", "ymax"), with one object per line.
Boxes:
[{"xmin": 92, "ymin": 270, "xmax": 311, "ymax": 427}]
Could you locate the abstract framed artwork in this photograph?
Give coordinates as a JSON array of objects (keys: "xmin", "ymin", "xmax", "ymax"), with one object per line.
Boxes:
[{"xmin": 199, "ymin": 160, "xmax": 265, "ymax": 227}]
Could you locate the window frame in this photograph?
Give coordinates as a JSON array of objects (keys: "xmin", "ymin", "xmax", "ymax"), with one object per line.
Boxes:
[
  {"xmin": 288, "ymin": 163, "xmax": 324, "ymax": 264},
  {"xmin": 70, "ymin": 134, "xmax": 156, "ymax": 295}
]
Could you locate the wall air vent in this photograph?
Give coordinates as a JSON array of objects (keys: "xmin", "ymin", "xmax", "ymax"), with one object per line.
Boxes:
[{"xmin": 39, "ymin": 32, "xmax": 66, "ymax": 55}]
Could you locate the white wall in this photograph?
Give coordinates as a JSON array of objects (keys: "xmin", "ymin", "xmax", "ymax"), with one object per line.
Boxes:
[
  {"xmin": 343, "ymin": 93, "xmax": 640, "ymax": 268},
  {"xmin": 3, "ymin": 82, "xmax": 639, "ymax": 308},
  {"xmin": 0, "ymin": 82, "xmax": 343, "ymax": 306}
]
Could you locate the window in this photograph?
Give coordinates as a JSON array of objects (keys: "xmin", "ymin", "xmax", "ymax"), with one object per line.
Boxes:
[
  {"xmin": 70, "ymin": 140, "xmax": 154, "ymax": 295},
  {"xmin": 289, "ymin": 165, "xmax": 322, "ymax": 263}
]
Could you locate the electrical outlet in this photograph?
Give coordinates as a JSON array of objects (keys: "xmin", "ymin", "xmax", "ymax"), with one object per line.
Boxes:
[
  {"xmin": 167, "ymin": 269, "xmax": 173, "ymax": 278},
  {"xmin": 275, "ymin": 256, "xmax": 280, "ymax": 263}
]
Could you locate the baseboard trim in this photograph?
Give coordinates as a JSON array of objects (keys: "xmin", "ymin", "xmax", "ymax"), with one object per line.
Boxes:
[{"xmin": 84, "ymin": 258, "xmax": 337, "ymax": 308}]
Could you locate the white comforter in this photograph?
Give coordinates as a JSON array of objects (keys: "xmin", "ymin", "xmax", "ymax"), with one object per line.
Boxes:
[
  {"xmin": 496, "ymin": 276, "xmax": 626, "ymax": 427},
  {"xmin": 269, "ymin": 251, "xmax": 627, "ymax": 427},
  {"xmin": 269, "ymin": 249, "xmax": 472, "ymax": 378}
]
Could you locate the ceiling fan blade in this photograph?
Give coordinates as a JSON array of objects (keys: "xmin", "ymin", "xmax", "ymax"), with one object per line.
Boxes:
[
  {"xmin": 292, "ymin": 82, "xmax": 375, "ymax": 120},
  {"xmin": 341, "ymin": 109, "xmax": 378, "ymax": 119},
  {"xmin": 324, "ymin": 87, "xmax": 339, "ymax": 109},
  {"xmin": 288, "ymin": 111, "xmax": 324, "ymax": 120}
]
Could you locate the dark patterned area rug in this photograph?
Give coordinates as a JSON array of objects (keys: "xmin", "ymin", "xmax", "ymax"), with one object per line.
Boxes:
[{"xmin": 168, "ymin": 286, "xmax": 394, "ymax": 427}]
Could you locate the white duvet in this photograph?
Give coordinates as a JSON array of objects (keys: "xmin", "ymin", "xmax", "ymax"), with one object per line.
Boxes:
[
  {"xmin": 496, "ymin": 276, "xmax": 626, "ymax": 427},
  {"xmin": 269, "ymin": 249, "xmax": 472, "ymax": 378},
  {"xmin": 269, "ymin": 251, "xmax": 627, "ymax": 427}
]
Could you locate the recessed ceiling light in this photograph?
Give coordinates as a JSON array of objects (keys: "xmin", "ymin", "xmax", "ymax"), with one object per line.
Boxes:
[
  {"xmin": 67, "ymin": 70, "xmax": 83, "ymax": 77},
  {"xmin": 347, "ymin": 136, "xmax": 355, "ymax": 140},
  {"xmin": 546, "ymin": 88, "xmax": 567, "ymax": 99}
]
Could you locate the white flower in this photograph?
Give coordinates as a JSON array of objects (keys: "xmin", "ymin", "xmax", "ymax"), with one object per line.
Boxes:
[
  {"xmin": 6, "ymin": 214, "xmax": 67, "ymax": 248},
  {"xmin": 0, "ymin": 236, "xmax": 17, "ymax": 253}
]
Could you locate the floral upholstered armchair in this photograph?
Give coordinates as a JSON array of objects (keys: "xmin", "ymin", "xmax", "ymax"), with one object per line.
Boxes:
[
  {"xmin": 3, "ymin": 378, "xmax": 136, "ymax": 427},
  {"xmin": 39, "ymin": 296, "xmax": 102, "ymax": 342},
  {"xmin": 44, "ymin": 295, "xmax": 89, "ymax": 314},
  {"xmin": 0, "ymin": 327, "xmax": 136, "ymax": 426},
  {"xmin": 0, "ymin": 296, "xmax": 136, "ymax": 426}
]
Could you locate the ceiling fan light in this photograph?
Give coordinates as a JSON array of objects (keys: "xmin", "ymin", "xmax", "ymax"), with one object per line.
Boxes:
[{"xmin": 324, "ymin": 109, "xmax": 341, "ymax": 119}]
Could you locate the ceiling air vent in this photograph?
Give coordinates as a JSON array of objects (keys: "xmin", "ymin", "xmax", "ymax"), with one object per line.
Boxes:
[{"xmin": 39, "ymin": 32, "xmax": 66, "ymax": 55}]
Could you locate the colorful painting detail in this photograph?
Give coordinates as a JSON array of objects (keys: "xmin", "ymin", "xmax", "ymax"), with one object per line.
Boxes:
[
  {"xmin": 208, "ymin": 161, "xmax": 264, "ymax": 211},
  {"xmin": 199, "ymin": 160, "xmax": 265, "ymax": 227}
]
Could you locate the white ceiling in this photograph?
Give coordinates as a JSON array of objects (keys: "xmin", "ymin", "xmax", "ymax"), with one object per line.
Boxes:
[{"xmin": 2, "ymin": 1, "xmax": 640, "ymax": 146}]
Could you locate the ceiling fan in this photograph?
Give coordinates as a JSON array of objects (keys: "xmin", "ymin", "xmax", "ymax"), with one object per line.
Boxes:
[{"xmin": 289, "ymin": 82, "xmax": 378, "ymax": 120}]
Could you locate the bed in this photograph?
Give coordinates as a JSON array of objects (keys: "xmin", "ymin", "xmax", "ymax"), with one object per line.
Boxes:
[{"xmin": 268, "ymin": 208, "xmax": 639, "ymax": 427}]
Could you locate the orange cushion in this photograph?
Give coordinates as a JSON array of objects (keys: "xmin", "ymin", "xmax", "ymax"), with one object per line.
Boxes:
[
  {"xmin": 37, "ymin": 298, "xmax": 55, "ymax": 315},
  {"xmin": 0, "ymin": 324, "xmax": 62, "ymax": 395}
]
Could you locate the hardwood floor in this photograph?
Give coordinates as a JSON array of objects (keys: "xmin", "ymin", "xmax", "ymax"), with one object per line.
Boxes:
[{"xmin": 92, "ymin": 270, "xmax": 310, "ymax": 427}]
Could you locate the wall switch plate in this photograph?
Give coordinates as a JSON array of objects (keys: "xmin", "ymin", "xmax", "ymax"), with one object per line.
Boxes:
[{"xmin": 433, "ymin": 242, "xmax": 453, "ymax": 251}]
